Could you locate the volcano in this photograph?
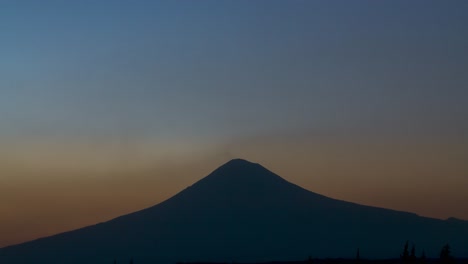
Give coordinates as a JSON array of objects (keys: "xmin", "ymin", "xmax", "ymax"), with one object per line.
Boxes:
[{"xmin": 1, "ymin": 159, "xmax": 467, "ymax": 264}]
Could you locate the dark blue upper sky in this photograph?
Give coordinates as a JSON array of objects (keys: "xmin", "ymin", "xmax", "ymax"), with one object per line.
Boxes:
[{"xmin": 2, "ymin": 0, "xmax": 467, "ymax": 142}]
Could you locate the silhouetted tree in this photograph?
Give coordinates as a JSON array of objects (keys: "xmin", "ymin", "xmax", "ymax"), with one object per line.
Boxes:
[
  {"xmin": 401, "ymin": 240, "xmax": 410, "ymax": 262},
  {"xmin": 356, "ymin": 248, "xmax": 360, "ymax": 264},
  {"xmin": 410, "ymin": 244, "xmax": 417, "ymax": 262},
  {"xmin": 420, "ymin": 250, "xmax": 426, "ymax": 264},
  {"xmin": 129, "ymin": 257, "xmax": 134, "ymax": 264},
  {"xmin": 440, "ymin": 244, "xmax": 453, "ymax": 264}
]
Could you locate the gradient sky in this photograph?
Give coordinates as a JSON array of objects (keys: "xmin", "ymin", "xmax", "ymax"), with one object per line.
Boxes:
[{"xmin": 1, "ymin": 0, "xmax": 468, "ymax": 248}]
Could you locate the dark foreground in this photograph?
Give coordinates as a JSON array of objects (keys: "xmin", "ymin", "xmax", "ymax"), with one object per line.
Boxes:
[{"xmin": 177, "ymin": 259, "xmax": 468, "ymax": 264}]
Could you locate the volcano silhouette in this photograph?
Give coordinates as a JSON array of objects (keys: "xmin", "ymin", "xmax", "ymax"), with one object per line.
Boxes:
[{"xmin": 1, "ymin": 159, "xmax": 467, "ymax": 264}]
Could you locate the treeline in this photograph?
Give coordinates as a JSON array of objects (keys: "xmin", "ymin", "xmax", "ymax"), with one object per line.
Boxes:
[
  {"xmin": 113, "ymin": 242, "xmax": 462, "ymax": 264},
  {"xmin": 396, "ymin": 241, "xmax": 454, "ymax": 264}
]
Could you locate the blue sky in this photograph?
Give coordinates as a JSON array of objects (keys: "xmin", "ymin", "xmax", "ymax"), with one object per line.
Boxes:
[{"xmin": 2, "ymin": 0, "xmax": 467, "ymax": 141}]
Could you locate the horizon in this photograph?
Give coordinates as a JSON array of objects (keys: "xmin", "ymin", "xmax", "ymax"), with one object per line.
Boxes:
[
  {"xmin": 1, "ymin": 157, "xmax": 467, "ymax": 261},
  {"xmin": 1, "ymin": 158, "xmax": 466, "ymax": 249},
  {"xmin": 1, "ymin": 0, "xmax": 468, "ymax": 249}
]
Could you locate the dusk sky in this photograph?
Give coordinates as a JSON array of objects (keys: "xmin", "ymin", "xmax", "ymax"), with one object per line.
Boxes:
[{"xmin": 1, "ymin": 0, "xmax": 468, "ymax": 247}]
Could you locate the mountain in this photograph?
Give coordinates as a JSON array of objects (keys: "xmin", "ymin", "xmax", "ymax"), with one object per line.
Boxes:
[{"xmin": 1, "ymin": 159, "xmax": 467, "ymax": 264}]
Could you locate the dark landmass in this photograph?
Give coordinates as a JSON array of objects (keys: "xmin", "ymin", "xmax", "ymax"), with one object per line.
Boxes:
[
  {"xmin": 1, "ymin": 159, "xmax": 467, "ymax": 264},
  {"xmin": 177, "ymin": 259, "xmax": 468, "ymax": 264}
]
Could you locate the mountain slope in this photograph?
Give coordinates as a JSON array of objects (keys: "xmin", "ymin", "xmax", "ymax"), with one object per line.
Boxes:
[{"xmin": 1, "ymin": 159, "xmax": 467, "ymax": 264}]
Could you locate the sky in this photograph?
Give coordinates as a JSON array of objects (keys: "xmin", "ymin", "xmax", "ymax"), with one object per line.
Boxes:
[{"xmin": 1, "ymin": 0, "xmax": 468, "ymax": 247}]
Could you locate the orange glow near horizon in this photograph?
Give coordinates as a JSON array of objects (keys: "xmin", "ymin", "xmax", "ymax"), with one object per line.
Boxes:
[{"xmin": 1, "ymin": 136, "xmax": 467, "ymax": 248}]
